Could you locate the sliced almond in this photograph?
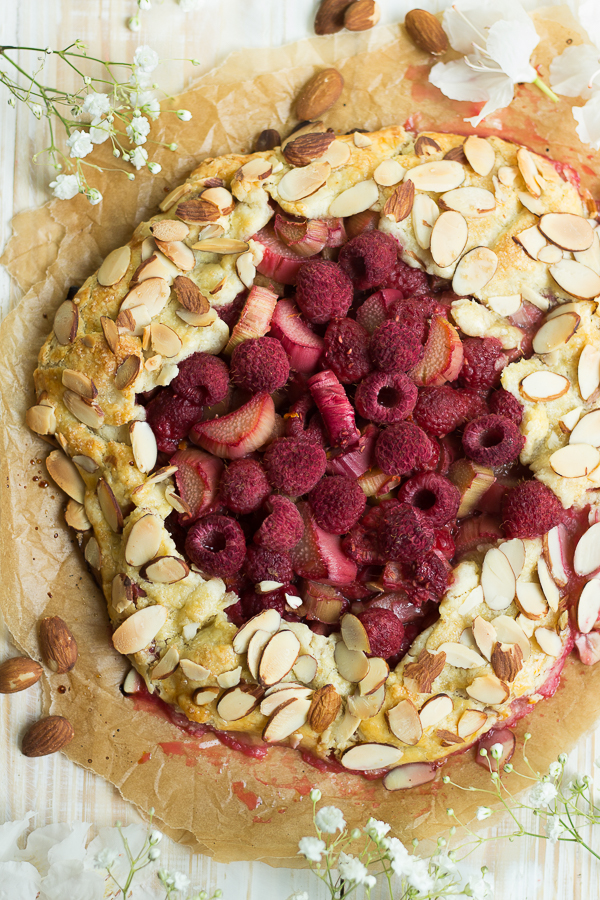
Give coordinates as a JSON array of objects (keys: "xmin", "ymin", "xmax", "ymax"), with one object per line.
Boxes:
[
  {"xmin": 414, "ymin": 135, "xmax": 440, "ymax": 157},
  {"xmin": 232, "ymin": 609, "xmax": 281, "ymax": 654},
  {"xmin": 246, "ymin": 628, "xmax": 272, "ymax": 680},
  {"xmin": 515, "ymin": 581, "xmax": 548, "ymax": 619},
  {"xmin": 64, "ymin": 498, "xmax": 91, "ymax": 531},
  {"xmin": 217, "ymin": 685, "xmax": 263, "ymax": 721},
  {"xmin": 341, "ymin": 742, "xmax": 403, "ymax": 771},
  {"xmin": 156, "ymin": 240, "xmax": 195, "ymax": 272},
  {"xmin": 141, "ymin": 555, "xmax": 189, "ymax": 584},
  {"xmin": 340, "ymin": 613, "xmax": 371, "ymax": 653},
  {"xmin": 487, "ymin": 294, "xmax": 522, "ymax": 317},
  {"xmin": 192, "ymin": 238, "xmax": 249, "ymax": 254},
  {"xmin": 329, "ymin": 178, "xmax": 378, "ymax": 218},
  {"xmin": 236, "ymin": 251, "xmax": 256, "ymax": 289},
  {"xmin": 472, "ymin": 616, "xmax": 496, "ymax": 661},
  {"xmin": 98, "ymin": 245, "xmax": 131, "ymax": 286},
  {"xmin": 539, "ymin": 213, "xmax": 594, "ymax": 252},
  {"xmin": 405, "ymin": 160, "xmax": 465, "ymax": 192},
  {"xmin": 201, "ymin": 186, "xmax": 235, "ymax": 214},
  {"xmin": 545, "ymin": 525, "xmax": 570, "ymax": 584},
  {"xmin": 347, "ymin": 684, "xmax": 385, "ymax": 720},
  {"xmin": 322, "ymin": 139, "xmax": 351, "ymax": 168},
  {"xmin": 550, "ymin": 260, "xmax": 600, "ymax": 300},
  {"xmin": 278, "ymin": 161, "xmax": 331, "ymax": 202},
  {"xmin": 419, "ymin": 693, "xmax": 453, "ymax": 730},
  {"xmin": 123, "ymin": 668, "xmax": 143, "ymax": 694},
  {"xmin": 193, "ymin": 687, "xmax": 220, "ymax": 705},
  {"xmin": 570, "ymin": 410, "xmax": 600, "ymax": 446},
  {"xmin": 452, "ymin": 246, "xmax": 498, "ymax": 296},
  {"xmin": 144, "ymin": 465, "xmax": 178, "ymax": 486},
  {"xmin": 148, "ymin": 323, "xmax": 182, "ymax": 359},
  {"xmin": 411, "ymin": 193, "xmax": 439, "ymax": 250},
  {"xmin": 517, "ymin": 613, "xmax": 536, "ymax": 637},
  {"xmin": 331, "ymin": 709, "xmax": 360, "ymax": 744},
  {"xmin": 97, "ymin": 479, "xmax": 123, "ymax": 533},
  {"xmin": 383, "ymin": 761, "xmax": 436, "ymax": 791},
  {"xmin": 125, "ymin": 514, "xmax": 163, "ymax": 567},
  {"xmin": 260, "ymin": 686, "xmax": 313, "ymax": 717},
  {"xmin": 457, "ymin": 585, "xmax": 484, "ymax": 616},
  {"xmin": 63, "ymin": 390, "xmax": 104, "ymax": 430},
  {"xmin": 26, "ymin": 404, "xmax": 56, "ymax": 435},
  {"xmin": 151, "ymin": 646, "xmax": 180, "ymax": 680},
  {"xmin": 387, "ymin": 699, "xmax": 423, "ymax": 745},
  {"xmin": 100, "ymin": 316, "xmax": 120, "ymax": 354},
  {"xmin": 457, "ymin": 709, "xmax": 488, "ymax": 739},
  {"xmin": 62, "ymin": 369, "xmax": 97, "ymax": 400},
  {"xmin": 164, "ymin": 485, "xmax": 187, "ymax": 514},
  {"xmin": 437, "ymin": 641, "xmax": 487, "ymax": 669},
  {"xmin": 498, "ymin": 166, "xmax": 518, "ymax": 186},
  {"xmin": 129, "ymin": 421, "xmax": 157, "ymax": 474},
  {"xmin": 498, "ymin": 539, "xmax": 525, "ymax": 579},
  {"xmin": 53, "ymin": 300, "xmax": 79, "ymax": 345},
  {"xmin": 402, "ymin": 649, "xmax": 446, "ymax": 694},
  {"xmin": 115, "ymin": 355, "xmax": 141, "ymax": 391},
  {"xmin": 522, "ymin": 285, "xmax": 550, "ymax": 311},
  {"xmin": 180, "ymin": 659, "xmax": 211, "ymax": 681},
  {"xmin": 574, "ymin": 523, "xmax": 600, "ymax": 576},
  {"xmin": 382, "ymin": 180, "xmax": 415, "ymax": 222},
  {"xmin": 560, "ymin": 407, "xmax": 584, "ymax": 433},
  {"xmin": 514, "ymin": 225, "xmax": 546, "ymax": 261},
  {"xmin": 46, "ymin": 450, "xmax": 86, "ymax": 504},
  {"xmin": 121, "ymin": 277, "xmax": 170, "ymax": 318},
  {"xmin": 263, "ymin": 696, "xmax": 312, "ymax": 742},
  {"xmin": 258, "ymin": 630, "xmax": 300, "ymax": 687},
  {"xmin": 492, "ymin": 615, "xmax": 531, "ymax": 660},
  {"xmin": 537, "ymin": 557, "xmax": 560, "ymax": 612},
  {"xmin": 459, "ymin": 627, "xmax": 477, "ymax": 650},
  {"xmin": 538, "ymin": 244, "xmax": 563, "ymax": 264},
  {"xmin": 111, "ymin": 574, "xmax": 135, "ymax": 615},
  {"xmin": 518, "ymin": 191, "xmax": 544, "ymax": 215},
  {"xmin": 549, "ymin": 443, "xmax": 600, "ymax": 478},
  {"xmin": 532, "ymin": 312, "xmax": 580, "ymax": 354},
  {"xmin": 463, "ymin": 135, "xmax": 495, "ymax": 176},
  {"xmin": 283, "ymin": 131, "xmax": 336, "ymax": 167},
  {"xmin": 466, "ymin": 673, "xmax": 509, "ymax": 705},
  {"xmin": 177, "ymin": 308, "xmax": 217, "ymax": 328},
  {"xmin": 574, "ymin": 231, "xmax": 600, "ymax": 274},
  {"xmin": 535, "ymin": 627, "xmax": 562, "ymax": 657},
  {"xmin": 358, "ymin": 657, "xmax": 389, "ymax": 695},
  {"xmin": 517, "ymin": 148, "xmax": 541, "ymax": 198},
  {"xmin": 430, "ymin": 210, "xmax": 468, "ymax": 269},
  {"xmin": 151, "ymin": 219, "xmax": 190, "ymax": 242},
  {"xmin": 135, "ymin": 252, "xmax": 179, "ymax": 284},
  {"xmin": 264, "ymin": 681, "xmax": 304, "ymax": 696},
  {"xmin": 293, "ymin": 655, "xmax": 318, "ymax": 683},
  {"xmin": 578, "ymin": 344, "xmax": 600, "ymax": 401},
  {"xmin": 577, "ymin": 580, "xmax": 600, "ymax": 633},
  {"xmin": 85, "ymin": 536, "xmax": 101, "ymax": 570},
  {"xmin": 333, "ymin": 640, "xmax": 369, "ymax": 682},
  {"xmin": 236, "ymin": 157, "xmax": 273, "ymax": 183},
  {"xmin": 481, "ymin": 547, "xmax": 516, "ymax": 610},
  {"xmin": 217, "ymin": 667, "xmax": 242, "ymax": 689},
  {"xmin": 491, "ymin": 641, "xmax": 523, "ymax": 682},
  {"xmin": 440, "ymin": 186, "xmax": 495, "ymax": 218},
  {"xmin": 374, "ymin": 159, "xmax": 405, "ymax": 187},
  {"xmin": 112, "ymin": 605, "xmax": 168, "ymax": 655},
  {"xmin": 159, "ymin": 182, "xmax": 192, "ymax": 213},
  {"xmin": 520, "ymin": 371, "xmax": 570, "ymax": 402}
]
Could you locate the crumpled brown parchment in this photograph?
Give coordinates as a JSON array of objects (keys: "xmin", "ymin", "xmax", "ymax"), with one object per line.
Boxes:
[{"xmin": 1, "ymin": 6, "xmax": 600, "ymax": 866}]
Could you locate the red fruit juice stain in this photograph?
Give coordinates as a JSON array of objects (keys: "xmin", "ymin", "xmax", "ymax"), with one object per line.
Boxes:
[
  {"xmin": 232, "ymin": 781, "xmax": 262, "ymax": 810},
  {"xmin": 159, "ymin": 741, "xmax": 201, "ymax": 767},
  {"xmin": 138, "ymin": 751, "xmax": 152, "ymax": 764}
]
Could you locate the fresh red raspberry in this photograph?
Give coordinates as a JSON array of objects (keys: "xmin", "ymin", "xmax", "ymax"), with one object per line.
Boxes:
[
  {"xmin": 254, "ymin": 495, "xmax": 304, "ymax": 552},
  {"xmin": 413, "ymin": 551, "xmax": 451, "ymax": 600},
  {"xmin": 171, "ymin": 352, "xmax": 230, "ymax": 406},
  {"xmin": 341, "ymin": 524, "xmax": 386, "ymax": 565},
  {"xmin": 295, "ymin": 260, "xmax": 353, "ymax": 324},
  {"xmin": 239, "ymin": 585, "xmax": 292, "ymax": 621},
  {"xmin": 357, "ymin": 608, "xmax": 406, "ymax": 659},
  {"xmin": 220, "ymin": 459, "xmax": 270, "ymax": 514},
  {"xmin": 185, "ymin": 514, "xmax": 246, "ymax": 578},
  {"xmin": 355, "ymin": 371, "xmax": 418, "ymax": 425},
  {"xmin": 412, "ymin": 386, "xmax": 483, "ymax": 438},
  {"xmin": 374, "ymin": 422, "xmax": 435, "ymax": 476},
  {"xmin": 338, "ymin": 231, "xmax": 398, "ymax": 290},
  {"xmin": 263, "ymin": 437, "xmax": 327, "ymax": 496},
  {"xmin": 323, "ymin": 318, "xmax": 372, "ymax": 384},
  {"xmin": 378, "ymin": 503, "xmax": 435, "ymax": 563},
  {"xmin": 369, "ymin": 320, "xmax": 424, "ymax": 372},
  {"xmin": 230, "ymin": 336, "xmax": 290, "ymax": 393},
  {"xmin": 244, "ymin": 546, "xmax": 294, "ymax": 584},
  {"xmin": 398, "ymin": 473, "xmax": 461, "ymax": 527},
  {"xmin": 502, "ymin": 480, "xmax": 565, "ymax": 539},
  {"xmin": 489, "ymin": 389, "xmax": 524, "ymax": 425},
  {"xmin": 216, "ymin": 290, "xmax": 247, "ymax": 329},
  {"xmin": 308, "ymin": 475, "xmax": 367, "ymax": 535},
  {"xmin": 284, "ymin": 395, "xmax": 327, "ymax": 447},
  {"xmin": 459, "ymin": 337, "xmax": 508, "ymax": 390},
  {"xmin": 381, "ymin": 257, "xmax": 429, "ymax": 297},
  {"xmin": 387, "ymin": 296, "xmax": 442, "ymax": 344},
  {"xmin": 146, "ymin": 390, "xmax": 204, "ymax": 453},
  {"xmin": 462, "ymin": 415, "xmax": 525, "ymax": 467}
]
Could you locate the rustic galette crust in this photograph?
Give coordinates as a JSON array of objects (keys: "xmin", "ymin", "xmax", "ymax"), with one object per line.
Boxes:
[{"xmin": 28, "ymin": 127, "xmax": 600, "ymax": 780}]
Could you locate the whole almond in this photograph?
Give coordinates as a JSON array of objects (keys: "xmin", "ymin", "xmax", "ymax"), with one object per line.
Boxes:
[
  {"xmin": 173, "ymin": 275, "xmax": 210, "ymax": 315},
  {"xmin": 404, "ymin": 9, "xmax": 449, "ymax": 56},
  {"xmin": 0, "ymin": 657, "xmax": 43, "ymax": 694},
  {"xmin": 296, "ymin": 69, "xmax": 344, "ymax": 122},
  {"xmin": 39, "ymin": 616, "xmax": 78, "ymax": 674},
  {"xmin": 283, "ymin": 131, "xmax": 336, "ymax": 167},
  {"xmin": 383, "ymin": 179, "xmax": 415, "ymax": 222},
  {"xmin": 344, "ymin": 0, "xmax": 380, "ymax": 31},
  {"xmin": 22, "ymin": 716, "xmax": 74, "ymax": 757},
  {"xmin": 314, "ymin": 0, "xmax": 354, "ymax": 34},
  {"xmin": 308, "ymin": 684, "xmax": 341, "ymax": 733},
  {"xmin": 254, "ymin": 129, "xmax": 281, "ymax": 152}
]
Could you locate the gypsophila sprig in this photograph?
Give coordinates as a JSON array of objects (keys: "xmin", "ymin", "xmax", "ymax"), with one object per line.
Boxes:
[{"xmin": 0, "ymin": 41, "xmax": 194, "ymax": 204}]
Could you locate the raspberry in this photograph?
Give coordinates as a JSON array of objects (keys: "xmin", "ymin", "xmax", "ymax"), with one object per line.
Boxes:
[
  {"xmin": 254, "ymin": 495, "xmax": 304, "ymax": 552},
  {"xmin": 171, "ymin": 352, "xmax": 230, "ymax": 406},
  {"xmin": 341, "ymin": 524, "xmax": 386, "ymax": 565},
  {"xmin": 323, "ymin": 318, "xmax": 372, "ymax": 384},
  {"xmin": 146, "ymin": 390, "xmax": 204, "ymax": 453},
  {"xmin": 355, "ymin": 371, "xmax": 418, "ymax": 425},
  {"xmin": 295, "ymin": 260, "xmax": 353, "ymax": 324},
  {"xmin": 398, "ymin": 473, "xmax": 460, "ymax": 526},
  {"xmin": 356, "ymin": 290, "xmax": 398, "ymax": 334},
  {"xmin": 413, "ymin": 386, "xmax": 479, "ymax": 438},
  {"xmin": 369, "ymin": 320, "xmax": 423, "ymax": 372},
  {"xmin": 284, "ymin": 396, "xmax": 327, "ymax": 447},
  {"xmin": 308, "ymin": 475, "xmax": 367, "ymax": 535},
  {"xmin": 263, "ymin": 437, "xmax": 327, "ymax": 496},
  {"xmin": 459, "ymin": 337, "xmax": 508, "ymax": 390},
  {"xmin": 220, "ymin": 459, "xmax": 270, "ymax": 514},
  {"xmin": 489, "ymin": 389, "xmax": 524, "ymax": 425},
  {"xmin": 216, "ymin": 290, "xmax": 247, "ymax": 329},
  {"xmin": 378, "ymin": 503, "xmax": 434, "ymax": 563},
  {"xmin": 381, "ymin": 257, "xmax": 429, "ymax": 296},
  {"xmin": 413, "ymin": 551, "xmax": 450, "ymax": 600},
  {"xmin": 240, "ymin": 585, "xmax": 290, "ymax": 621},
  {"xmin": 244, "ymin": 546, "xmax": 294, "ymax": 584},
  {"xmin": 357, "ymin": 608, "xmax": 406, "ymax": 659},
  {"xmin": 230, "ymin": 336, "xmax": 290, "ymax": 393},
  {"xmin": 387, "ymin": 296, "xmax": 441, "ymax": 344},
  {"xmin": 462, "ymin": 415, "xmax": 525, "ymax": 467},
  {"xmin": 338, "ymin": 231, "xmax": 398, "ymax": 290},
  {"xmin": 502, "ymin": 480, "xmax": 565, "ymax": 539},
  {"xmin": 185, "ymin": 514, "xmax": 246, "ymax": 578},
  {"xmin": 375, "ymin": 422, "xmax": 435, "ymax": 476}
]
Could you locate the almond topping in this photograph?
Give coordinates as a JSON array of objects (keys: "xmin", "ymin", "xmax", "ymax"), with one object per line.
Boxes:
[
  {"xmin": 481, "ymin": 547, "xmax": 516, "ymax": 610},
  {"xmin": 176, "ymin": 308, "xmax": 218, "ymax": 328},
  {"xmin": 514, "ymin": 225, "xmax": 546, "ymax": 260},
  {"xmin": 232, "ymin": 609, "xmax": 281, "ymax": 654},
  {"xmin": 246, "ymin": 628, "xmax": 272, "ymax": 680},
  {"xmin": 517, "ymin": 148, "xmax": 541, "ymax": 197},
  {"xmin": 98, "ymin": 245, "xmax": 131, "ymax": 286},
  {"xmin": 236, "ymin": 251, "xmax": 256, "ymax": 288},
  {"xmin": 466, "ymin": 673, "xmax": 510, "ymax": 705},
  {"xmin": 308, "ymin": 684, "xmax": 341, "ymax": 732},
  {"xmin": 373, "ymin": 158, "xmax": 405, "ymax": 187},
  {"xmin": 574, "ymin": 230, "xmax": 600, "ymax": 273},
  {"xmin": 520, "ymin": 370, "xmax": 570, "ymax": 402},
  {"xmin": 358, "ymin": 657, "xmax": 389, "ymax": 695},
  {"xmin": 176, "ymin": 198, "xmax": 221, "ymax": 223},
  {"xmin": 437, "ymin": 642, "xmax": 487, "ymax": 669},
  {"xmin": 61, "ymin": 368, "xmax": 97, "ymax": 400},
  {"xmin": 121, "ymin": 277, "xmax": 170, "ymax": 318},
  {"xmin": 493, "ymin": 616, "xmax": 531, "ymax": 661},
  {"xmin": 440, "ymin": 186, "xmax": 495, "ymax": 217},
  {"xmin": 570, "ymin": 409, "xmax": 600, "ymax": 446},
  {"xmin": 341, "ymin": 743, "xmax": 403, "ymax": 771},
  {"xmin": 322, "ymin": 139, "xmax": 351, "ymax": 168},
  {"xmin": 437, "ymin": 730, "xmax": 464, "ymax": 746},
  {"xmin": 430, "ymin": 210, "xmax": 468, "ymax": 269},
  {"xmin": 491, "ymin": 641, "xmax": 523, "ymax": 682},
  {"xmin": 172, "ymin": 275, "xmax": 210, "ymax": 315},
  {"xmin": 151, "ymin": 646, "xmax": 180, "ymax": 680},
  {"xmin": 140, "ymin": 555, "xmax": 189, "ymax": 584},
  {"xmin": 125, "ymin": 514, "xmax": 164, "ymax": 567},
  {"xmin": 411, "ymin": 193, "xmax": 439, "ymax": 249},
  {"xmin": 46, "ymin": 450, "xmax": 86, "ymax": 504},
  {"xmin": 100, "ymin": 316, "xmax": 120, "ymax": 353},
  {"xmin": 217, "ymin": 685, "xmax": 263, "ymax": 722},
  {"xmin": 549, "ymin": 443, "xmax": 600, "ymax": 478},
  {"xmin": 538, "ymin": 244, "xmax": 563, "ymax": 264},
  {"xmin": 515, "ymin": 581, "xmax": 548, "ymax": 619},
  {"xmin": 192, "ymin": 238, "xmax": 250, "ymax": 254},
  {"xmin": 344, "ymin": 0, "xmax": 380, "ymax": 31},
  {"xmin": 180, "ymin": 659, "xmax": 211, "ymax": 681},
  {"xmin": 151, "ymin": 219, "xmax": 190, "ymax": 242},
  {"xmin": 328, "ymin": 178, "xmax": 378, "ymax": 218},
  {"xmin": 549, "ymin": 260, "xmax": 600, "ymax": 300},
  {"xmin": 236, "ymin": 157, "xmax": 273, "ymax": 183},
  {"xmin": 26, "ymin": 404, "xmax": 56, "ymax": 435},
  {"xmin": 472, "ymin": 616, "xmax": 496, "ymax": 661},
  {"xmin": 498, "ymin": 538, "xmax": 525, "ymax": 578},
  {"xmin": 403, "ymin": 648, "xmax": 446, "ymax": 693},
  {"xmin": 419, "ymin": 693, "xmax": 453, "ymax": 729},
  {"xmin": 463, "ymin": 135, "xmax": 495, "ymax": 176},
  {"xmin": 545, "ymin": 525, "xmax": 570, "ymax": 584},
  {"xmin": 382, "ymin": 180, "xmax": 415, "ymax": 222},
  {"xmin": 63, "ymin": 390, "xmax": 105, "ymax": 429},
  {"xmin": 64, "ymin": 499, "xmax": 91, "ymax": 531},
  {"xmin": 201, "ymin": 186, "xmax": 235, "ymax": 214},
  {"xmin": 532, "ymin": 312, "xmax": 580, "ymax": 354},
  {"xmin": 115, "ymin": 354, "xmax": 142, "ymax": 391},
  {"xmin": 155, "ymin": 240, "xmax": 195, "ymax": 272},
  {"xmin": 129, "ymin": 421, "xmax": 158, "ymax": 475},
  {"xmin": 383, "ymin": 761, "xmax": 437, "ymax": 791},
  {"xmin": 283, "ymin": 131, "xmax": 336, "ymax": 167},
  {"xmin": 192, "ymin": 687, "xmax": 219, "ymax": 705},
  {"xmin": 537, "ymin": 557, "xmax": 560, "ymax": 613},
  {"xmin": 263, "ymin": 696, "xmax": 312, "ymax": 743},
  {"xmin": 334, "ymin": 640, "xmax": 369, "ymax": 682},
  {"xmin": 578, "ymin": 344, "xmax": 600, "ymax": 401},
  {"xmin": 539, "ymin": 213, "xmax": 594, "ymax": 252},
  {"xmin": 260, "ymin": 686, "xmax": 313, "ymax": 717},
  {"xmin": 535, "ymin": 627, "xmax": 562, "ymax": 657},
  {"xmin": 452, "ymin": 246, "xmax": 498, "ymax": 296},
  {"xmin": 53, "ymin": 300, "xmax": 79, "ymax": 345},
  {"xmin": 387, "ymin": 699, "xmax": 422, "ymax": 745},
  {"xmin": 518, "ymin": 191, "xmax": 544, "ymax": 215},
  {"xmin": 577, "ymin": 580, "xmax": 600, "ymax": 633},
  {"xmin": 347, "ymin": 685, "xmax": 385, "ymax": 720},
  {"xmin": 277, "ymin": 160, "xmax": 331, "ymax": 203},
  {"xmin": 340, "ymin": 613, "xmax": 371, "ymax": 652},
  {"xmin": 97, "ymin": 479, "xmax": 124, "ymax": 533},
  {"xmin": 112, "ymin": 605, "xmax": 168, "ymax": 655},
  {"xmin": 405, "ymin": 160, "xmax": 465, "ymax": 192},
  {"xmin": 159, "ymin": 182, "xmax": 192, "ymax": 212},
  {"xmin": 293, "ymin": 654, "xmax": 318, "ymax": 684},
  {"xmin": 457, "ymin": 709, "xmax": 488, "ymax": 739},
  {"xmin": 486, "ymin": 294, "xmax": 521, "ymax": 316},
  {"xmin": 414, "ymin": 134, "xmax": 441, "ymax": 157}
]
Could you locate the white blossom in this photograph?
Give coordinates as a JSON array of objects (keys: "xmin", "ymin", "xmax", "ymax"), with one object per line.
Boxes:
[
  {"xmin": 66, "ymin": 129, "xmax": 93, "ymax": 158},
  {"xmin": 138, "ymin": 0, "xmax": 152, "ymax": 8},
  {"xmin": 529, "ymin": 781, "xmax": 558, "ymax": 809},
  {"xmin": 549, "ymin": 44, "xmax": 600, "ymax": 99},
  {"xmin": 285, "ymin": 893, "xmax": 309, "ymax": 900},
  {"xmin": 476, "ymin": 806, "xmax": 493, "ymax": 820},
  {"xmin": 385, "ymin": 836, "xmax": 411, "ymax": 873},
  {"xmin": 364, "ymin": 817, "xmax": 391, "ymax": 843},
  {"xmin": 315, "ymin": 806, "xmax": 346, "ymax": 834},
  {"xmin": 406, "ymin": 857, "xmax": 435, "ymax": 894},
  {"xmin": 129, "ymin": 147, "xmax": 149, "ymax": 170},
  {"xmin": 147, "ymin": 161, "xmax": 162, "ymax": 175},
  {"xmin": 309, "ymin": 788, "xmax": 321, "ymax": 802},
  {"xmin": 89, "ymin": 117, "xmax": 110, "ymax": 144},
  {"xmin": 50, "ymin": 174, "xmax": 81, "ymax": 200},
  {"xmin": 87, "ymin": 189, "xmax": 102, "ymax": 206},
  {"xmin": 338, "ymin": 852, "xmax": 369, "ymax": 885},
  {"xmin": 573, "ymin": 93, "xmax": 600, "ymax": 151},
  {"xmin": 141, "ymin": 97, "xmax": 161, "ymax": 119},
  {"xmin": 128, "ymin": 16, "xmax": 141, "ymax": 32},
  {"xmin": 171, "ymin": 871, "xmax": 191, "ymax": 890},
  {"xmin": 82, "ymin": 92, "xmax": 111, "ymax": 118},
  {"xmin": 179, "ymin": 0, "xmax": 202, "ymax": 9},
  {"xmin": 176, "ymin": 109, "xmax": 192, "ymax": 121},
  {"xmin": 94, "ymin": 847, "xmax": 117, "ymax": 868},
  {"xmin": 127, "ymin": 115, "xmax": 151, "ymax": 145},
  {"xmin": 133, "ymin": 45, "xmax": 159, "ymax": 74},
  {"xmin": 546, "ymin": 815, "xmax": 564, "ymax": 843},
  {"xmin": 297, "ymin": 836, "xmax": 326, "ymax": 862},
  {"xmin": 466, "ymin": 869, "xmax": 494, "ymax": 900},
  {"xmin": 548, "ymin": 762, "xmax": 562, "ymax": 779}
]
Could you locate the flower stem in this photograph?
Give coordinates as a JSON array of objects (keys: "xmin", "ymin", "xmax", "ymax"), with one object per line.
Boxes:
[{"xmin": 532, "ymin": 76, "xmax": 559, "ymax": 103}]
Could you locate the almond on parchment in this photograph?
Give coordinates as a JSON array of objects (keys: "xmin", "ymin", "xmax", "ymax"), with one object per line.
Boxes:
[
  {"xmin": 39, "ymin": 616, "xmax": 78, "ymax": 674},
  {"xmin": 0, "ymin": 657, "xmax": 43, "ymax": 694},
  {"xmin": 404, "ymin": 8, "xmax": 448, "ymax": 55},
  {"xmin": 295, "ymin": 68, "xmax": 344, "ymax": 121}
]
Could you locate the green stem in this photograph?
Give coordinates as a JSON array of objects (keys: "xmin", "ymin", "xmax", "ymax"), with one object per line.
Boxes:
[{"xmin": 532, "ymin": 76, "xmax": 559, "ymax": 103}]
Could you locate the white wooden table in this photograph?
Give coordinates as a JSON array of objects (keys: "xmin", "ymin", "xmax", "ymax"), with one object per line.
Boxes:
[{"xmin": 1, "ymin": 1, "xmax": 599, "ymax": 897}]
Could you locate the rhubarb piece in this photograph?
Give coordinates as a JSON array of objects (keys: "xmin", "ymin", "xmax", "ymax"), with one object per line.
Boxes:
[
  {"xmin": 575, "ymin": 632, "xmax": 600, "ymax": 666},
  {"xmin": 489, "ymin": 389, "xmax": 523, "ymax": 424},
  {"xmin": 253, "ymin": 225, "xmax": 307, "ymax": 284},
  {"xmin": 290, "ymin": 502, "xmax": 358, "ymax": 585},
  {"xmin": 355, "ymin": 371, "xmax": 417, "ymax": 425},
  {"xmin": 398, "ymin": 472, "xmax": 460, "ymax": 526},
  {"xmin": 301, "ymin": 581, "xmax": 348, "ymax": 623},
  {"xmin": 220, "ymin": 459, "xmax": 270, "ymax": 514},
  {"xmin": 295, "ymin": 260, "xmax": 353, "ymax": 324},
  {"xmin": 411, "ymin": 316, "xmax": 463, "ymax": 387},
  {"xmin": 459, "ymin": 337, "xmax": 508, "ymax": 390},
  {"xmin": 325, "ymin": 216, "xmax": 348, "ymax": 247},
  {"xmin": 475, "ymin": 727, "xmax": 515, "ymax": 773},
  {"xmin": 327, "ymin": 424, "xmax": 378, "ymax": 478},
  {"xmin": 369, "ymin": 320, "xmax": 423, "ymax": 373},
  {"xmin": 254, "ymin": 495, "xmax": 304, "ymax": 552},
  {"xmin": 146, "ymin": 390, "xmax": 204, "ymax": 453},
  {"xmin": 308, "ymin": 475, "xmax": 367, "ymax": 534},
  {"xmin": 323, "ymin": 318, "xmax": 372, "ymax": 384},
  {"xmin": 448, "ymin": 459, "xmax": 496, "ymax": 518},
  {"xmin": 308, "ymin": 369, "xmax": 360, "ymax": 448},
  {"xmin": 269, "ymin": 299, "xmax": 324, "ymax": 374},
  {"xmin": 284, "ymin": 395, "xmax": 327, "ymax": 447},
  {"xmin": 356, "ymin": 289, "xmax": 403, "ymax": 334},
  {"xmin": 170, "ymin": 448, "xmax": 223, "ymax": 523},
  {"xmin": 224, "ymin": 285, "xmax": 278, "ymax": 354},
  {"xmin": 378, "ymin": 503, "xmax": 434, "ymax": 563},
  {"xmin": 185, "ymin": 514, "xmax": 246, "ymax": 577},
  {"xmin": 462, "ymin": 415, "xmax": 525, "ymax": 467},
  {"xmin": 358, "ymin": 608, "xmax": 405, "ymax": 659},
  {"xmin": 263, "ymin": 437, "xmax": 327, "ymax": 497},
  {"xmin": 454, "ymin": 515, "xmax": 503, "ymax": 557},
  {"xmin": 230, "ymin": 336, "xmax": 290, "ymax": 393},
  {"xmin": 216, "ymin": 290, "xmax": 247, "ymax": 329},
  {"xmin": 374, "ymin": 422, "xmax": 435, "ymax": 476},
  {"xmin": 344, "ymin": 209, "xmax": 379, "ymax": 239},
  {"xmin": 502, "ymin": 481, "xmax": 565, "ymax": 540},
  {"xmin": 274, "ymin": 214, "xmax": 329, "ymax": 257},
  {"xmin": 190, "ymin": 392, "xmax": 275, "ymax": 459},
  {"xmin": 387, "ymin": 296, "xmax": 442, "ymax": 344},
  {"xmin": 338, "ymin": 230, "xmax": 398, "ymax": 290},
  {"xmin": 244, "ymin": 546, "xmax": 294, "ymax": 584},
  {"xmin": 171, "ymin": 352, "xmax": 230, "ymax": 406}
]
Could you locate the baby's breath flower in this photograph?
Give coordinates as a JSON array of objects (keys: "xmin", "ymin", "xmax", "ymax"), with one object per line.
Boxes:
[
  {"xmin": 406, "ymin": 857, "xmax": 435, "ymax": 894},
  {"xmin": 133, "ymin": 45, "xmax": 159, "ymax": 74},
  {"xmin": 476, "ymin": 806, "xmax": 493, "ymax": 821},
  {"xmin": 31, "ymin": 103, "xmax": 43, "ymax": 118},
  {"xmin": 168, "ymin": 142, "xmax": 178, "ymax": 151},
  {"xmin": 94, "ymin": 847, "xmax": 118, "ymax": 868},
  {"xmin": 338, "ymin": 851, "xmax": 369, "ymax": 886},
  {"xmin": 82, "ymin": 91, "xmax": 111, "ymax": 117},
  {"xmin": 138, "ymin": 0, "xmax": 152, "ymax": 8},
  {"xmin": 130, "ymin": 146, "xmax": 149, "ymax": 169},
  {"xmin": 89, "ymin": 116, "xmax": 111, "ymax": 144},
  {"xmin": 548, "ymin": 761, "xmax": 563, "ymax": 779},
  {"xmin": 66, "ymin": 129, "xmax": 93, "ymax": 158},
  {"xmin": 87, "ymin": 188, "xmax": 103, "ymax": 205},
  {"xmin": 364, "ymin": 817, "xmax": 391, "ymax": 843},
  {"xmin": 177, "ymin": 109, "xmax": 192, "ymax": 121},
  {"xmin": 148, "ymin": 846, "xmax": 161, "ymax": 860},
  {"xmin": 490, "ymin": 743, "xmax": 504, "ymax": 760},
  {"xmin": 126, "ymin": 115, "xmax": 151, "ymax": 145},
  {"xmin": 315, "ymin": 806, "xmax": 346, "ymax": 834},
  {"xmin": 147, "ymin": 161, "xmax": 162, "ymax": 174},
  {"xmin": 546, "ymin": 815, "xmax": 564, "ymax": 843},
  {"xmin": 50, "ymin": 173, "xmax": 81, "ymax": 199},
  {"xmin": 128, "ymin": 16, "xmax": 141, "ymax": 32},
  {"xmin": 309, "ymin": 788, "xmax": 321, "ymax": 802},
  {"xmin": 465, "ymin": 869, "xmax": 494, "ymax": 900},
  {"xmin": 171, "ymin": 872, "xmax": 191, "ymax": 890},
  {"xmin": 298, "ymin": 836, "xmax": 326, "ymax": 862}
]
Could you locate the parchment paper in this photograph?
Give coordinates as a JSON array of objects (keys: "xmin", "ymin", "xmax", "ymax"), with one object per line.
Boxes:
[{"xmin": 1, "ymin": 6, "xmax": 600, "ymax": 866}]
